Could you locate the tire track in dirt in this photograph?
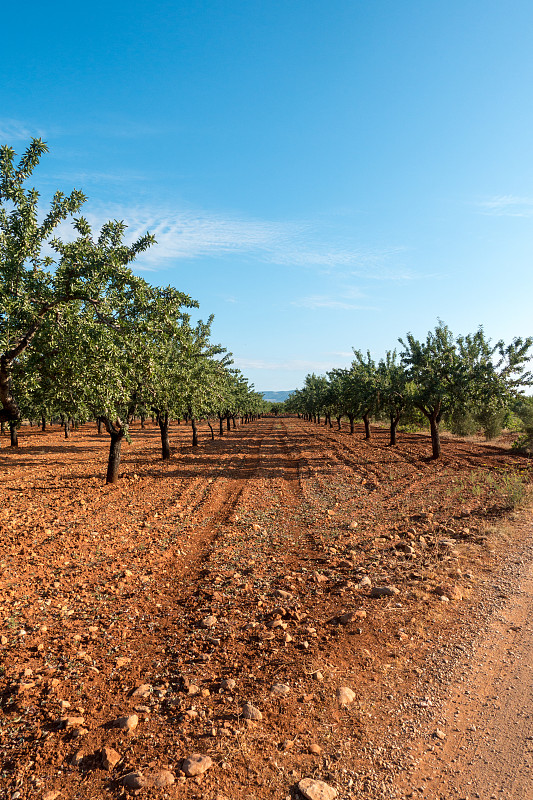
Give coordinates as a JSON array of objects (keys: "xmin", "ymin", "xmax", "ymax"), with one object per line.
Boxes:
[{"xmin": 394, "ymin": 517, "xmax": 533, "ymax": 800}]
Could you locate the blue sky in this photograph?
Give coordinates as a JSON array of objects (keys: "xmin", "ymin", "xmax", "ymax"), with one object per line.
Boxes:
[{"xmin": 2, "ymin": 0, "xmax": 533, "ymax": 390}]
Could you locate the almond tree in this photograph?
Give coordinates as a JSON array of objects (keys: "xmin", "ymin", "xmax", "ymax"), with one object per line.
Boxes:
[
  {"xmin": 400, "ymin": 322, "xmax": 532, "ymax": 458},
  {"xmin": 0, "ymin": 141, "xmax": 156, "ymax": 428},
  {"xmin": 376, "ymin": 351, "xmax": 407, "ymax": 445}
]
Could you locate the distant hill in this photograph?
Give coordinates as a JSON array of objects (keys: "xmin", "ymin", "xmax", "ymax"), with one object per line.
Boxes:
[{"xmin": 261, "ymin": 390, "xmax": 293, "ymax": 403}]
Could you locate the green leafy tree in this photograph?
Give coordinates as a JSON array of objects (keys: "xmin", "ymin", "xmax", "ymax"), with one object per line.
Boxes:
[
  {"xmin": 376, "ymin": 350, "xmax": 408, "ymax": 445},
  {"xmin": 400, "ymin": 322, "xmax": 532, "ymax": 458},
  {"xmin": 0, "ymin": 140, "xmax": 154, "ymax": 429},
  {"xmin": 350, "ymin": 350, "xmax": 378, "ymax": 439}
]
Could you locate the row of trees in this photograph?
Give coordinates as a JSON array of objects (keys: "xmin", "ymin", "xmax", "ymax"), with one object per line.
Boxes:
[
  {"xmin": 286, "ymin": 323, "xmax": 533, "ymax": 458},
  {"xmin": 0, "ymin": 140, "xmax": 266, "ymax": 481}
]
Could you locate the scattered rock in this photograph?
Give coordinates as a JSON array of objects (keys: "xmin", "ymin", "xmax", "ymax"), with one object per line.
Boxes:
[
  {"xmin": 120, "ymin": 772, "xmax": 145, "ymax": 790},
  {"xmin": 101, "ymin": 747, "xmax": 121, "ymax": 770},
  {"xmin": 145, "ymin": 769, "xmax": 175, "ymax": 787},
  {"xmin": 182, "ymin": 753, "xmax": 213, "ymax": 777},
  {"xmin": 273, "ymin": 589, "xmax": 292, "ymax": 599},
  {"xmin": 131, "ymin": 683, "xmax": 152, "ymax": 698},
  {"xmin": 43, "ymin": 792, "xmax": 60, "ymax": 800},
  {"xmin": 298, "ymin": 777, "xmax": 337, "ymax": 800},
  {"xmin": 370, "ymin": 586, "xmax": 399, "ymax": 598},
  {"xmin": 113, "ymin": 713, "xmax": 138, "ymax": 732},
  {"xmin": 348, "ymin": 521, "xmax": 358, "ymax": 529},
  {"xmin": 308, "ymin": 742, "xmax": 323, "ymax": 755},
  {"xmin": 200, "ymin": 615, "xmax": 217, "ymax": 629},
  {"xmin": 69, "ymin": 750, "xmax": 85, "ymax": 767},
  {"xmin": 220, "ymin": 678, "xmax": 236, "ymax": 691},
  {"xmin": 60, "ymin": 716, "xmax": 85, "ymax": 729},
  {"xmin": 312, "ymin": 670, "xmax": 324, "ymax": 682},
  {"xmin": 434, "ymin": 584, "xmax": 463, "ymax": 601},
  {"xmin": 434, "ymin": 728, "xmax": 446, "ymax": 740},
  {"xmin": 329, "ymin": 611, "xmax": 355, "ymax": 626},
  {"xmin": 115, "ymin": 656, "xmax": 131, "ymax": 667},
  {"xmin": 271, "ymin": 683, "xmax": 290, "ymax": 696},
  {"xmin": 336, "ymin": 686, "xmax": 356, "ymax": 705},
  {"xmin": 358, "ymin": 576, "xmax": 372, "ymax": 588},
  {"xmin": 242, "ymin": 702, "xmax": 263, "ymax": 720}
]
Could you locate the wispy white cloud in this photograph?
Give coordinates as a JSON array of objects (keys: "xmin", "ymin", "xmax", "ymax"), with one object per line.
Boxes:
[
  {"xmin": 0, "ymin": 119, "xmax": 46, "ymax": 142},
  {"xmin": 234, "ymin": 357, "xmax": 337, "ymax": 372},
  {"xmin": 291, "ymin": 292, "xmax": 378, "ymax": 311},
  {"xmin": 62, "ymin": 203, "xmax": 408, "ymax": 276},
  {"xmin": 34, "ymin": 199, "xmax": 418, "ymax": 283},
  {"xmin": 477, "ymin": 195, "xmax": 533, "ymax": 217}
]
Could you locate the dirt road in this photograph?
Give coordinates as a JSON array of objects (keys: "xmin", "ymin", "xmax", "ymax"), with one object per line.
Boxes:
[{"xmin": 398, "ymin": 519, "xmax": 533, "ymax": 800}]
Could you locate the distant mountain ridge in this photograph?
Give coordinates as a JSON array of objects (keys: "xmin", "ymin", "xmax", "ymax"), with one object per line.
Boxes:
[{"xmin": 261, "ymin": 390, "xmax": 293, "ymax": 403}]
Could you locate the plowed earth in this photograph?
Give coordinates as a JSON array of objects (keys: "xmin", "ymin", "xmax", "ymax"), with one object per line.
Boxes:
[{"xmin": 0, "ymin": 416, "xmax": 532, "ymax": 800}]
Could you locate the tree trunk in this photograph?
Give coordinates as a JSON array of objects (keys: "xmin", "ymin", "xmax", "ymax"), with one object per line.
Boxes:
[
  {"xmin": 0, "ymin": 357, "xmax": 21, "ymax": 424},
  {"xmin": 64, "ymin": 421, "xmax": 70, "ymax": 439},
  {"xmin": 140, "ymin": 415, "xmax": 145, "ymax": 429},
  {"xmin": 191, "ymin": 416, "xmax": 198, "ymax": 447},
  {"xmin": 348, "ymin": 414, "xmax": 355, "ymax": 434},
  {"xmin": 158, "ymin": 412, "xmax": 170, "ymax": 459},
  {"xmin": 1, "ymin": 421, "xmax": 5, "ymax": 436},
  {"xmin": 389, "ymin": 412, "xmax": 400, "ymax": 446},
  {"xmin": 97, "ymin": 418, "xmax": 103, "ymax": 435},
  {"xmin": 363, "ymin": 413, "xmax": 371, "ymax": 440},
  {"xmin": 429, "ymin": 414, "xmax": 441, "ymax": 459},
  {"xmin": 207, "ymin": 420, "xmax": 215, "ymax": 440},
  {"xmin": 219, "ymin": 415, "xmax": 224, "ymax": 436},
  {"xmin": 41, "ymin": 415, "xmax": 46, "ymax": 431},
  {"xmin": 106, "ymin": 430, "xmax": 124, "ymax": 483},
  {"xmin": 226, "ymin": 415, "xmax": 231, "ymax": 431},
  {"xmin": 232, "ymin": 415, "xmax": 236, "ymax": 429},
  {"xmin": 336, "ymin": 415, "xmax": 341, "ymax": 430},
  {"xmin": 9, "ymin": 421, "xmax": 18, "ymax": 447}
]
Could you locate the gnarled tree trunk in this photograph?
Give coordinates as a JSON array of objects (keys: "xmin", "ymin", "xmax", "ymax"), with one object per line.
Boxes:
[
  {"xmin": 362, "ymin": 412, "xmax": 371, "ymax": 440},
  {"xmin": 158, "ymin": 412, "xmax": 170, "ymax": 460},
  {"xmin": 9, "ymin": 421, "xmax": 18, "ymax": 447}
]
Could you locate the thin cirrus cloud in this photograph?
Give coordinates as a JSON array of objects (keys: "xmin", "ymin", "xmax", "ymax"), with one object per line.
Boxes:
[
  {"xmin": 234, "ymin": 357, "xmax": 338, "ymax": 372},
  {"xmin": 478, "ymin": 195, "xmax": 533, "ymax": 217},
  {"xmin": 35, "ymin": 197, "xmax": 408, "ymax": 279},
  {"xmin": 0, "ymin": 118, "xmax": 45, "ymax": 142},
  {"xmin": 78, "ymin": 204, "xmax": 404, "ymax": 275},
  {"xmin": 291, "ymin": 294, "xmax": 379, "ymax": 311}
]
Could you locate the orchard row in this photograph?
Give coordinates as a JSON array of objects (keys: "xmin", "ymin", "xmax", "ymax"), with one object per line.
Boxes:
[
  {"xmin": 286, "ymin": 323, "xmax": 533, "ymax": 458},
  {"xmin": 0, "ymin": 141, "xmax": 267, "ymax": 482}
]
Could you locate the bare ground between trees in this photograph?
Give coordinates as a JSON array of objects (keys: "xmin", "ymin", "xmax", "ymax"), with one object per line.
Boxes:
[{"xmin": 0, "ymin": 416, "xmax": 532, "ymax": 800}]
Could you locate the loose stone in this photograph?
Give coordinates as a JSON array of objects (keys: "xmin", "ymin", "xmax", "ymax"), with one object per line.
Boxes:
[
  {"xmin": 336, "ymin": 686, "xmax": 356, "ymax": 705},
  {"xmin": 120, "ymin": 772, "xmax": 146, "ymax": 789},
  {"xmin": 182, "ymin": 753, "xmax": 213, "ymax": 777},
  {"xmin": 298, "ymin": 778, "xmax": 338, "ymax": 800},
  {"xmin": 271, "ymin": 683, "xmax": 290, "ymax": 696},
  {"xmin": 101, "ymin": 747, "xmax": 121, "ymax": 770},
  {"xmin": 370, "ymin": 586, "xmax": 399, "ymax": 598},
  {"xmin": 113, "ymin": 713, "xmax": 138, "ymax": 732},
  {"xmin": 132, "ymin": 683, "xmax": 152, "ymax": 698},
  {"xmin": 242, "ymin": 702, "xmax": 263, "ymax": 720}
]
